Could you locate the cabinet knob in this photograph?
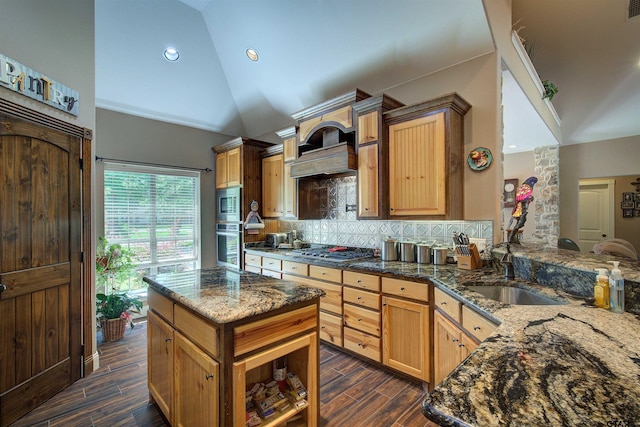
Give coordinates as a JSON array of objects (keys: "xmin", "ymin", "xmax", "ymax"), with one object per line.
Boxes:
[
  {"xmin": 321, "ymin": 325, "xmax": 326, "ymax": 329},
  {"xmin": 205, "ymin": 373, "xmax": 214, "ymax": 380},
  {"xmin": 452, "ymin": 338, "xmax": 459, "ymax": 343},
  {"xmin": 474, "ymin": 326, "xmax": 481, "ymax": 331},
  {"xmin": 357, "ymin": 318, "xmax": 362, "ymax": 322},
  {"xmin": 440, "ymin": 301, "xmax": 447, "ymax": 305},
  {"xmin": 458, "ymin": 343, "xmax": 466, "ymax": 348},
  {"xmin": 165, "ymin": 337, "xmax": 172, "ymax": 343},
  {"xmin": 400, "ymin": 287, "xmax": 405, "ymax": 291},
  {"xmin": 357, "ymin": 296, "xmax": 362, "ymax": 300},
  {"xmin": 0, "ymin": 283, "xmax": 6, "ymax": 293},
  {"xmin": 357, "ymin": 279, "xmax": 362, "ymax": 283}
]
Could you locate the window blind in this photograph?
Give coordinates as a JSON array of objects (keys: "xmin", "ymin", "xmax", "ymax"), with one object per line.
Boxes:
[{"xmin": 103, "ymin": 162, "xmax": 201, "ymax": 291}]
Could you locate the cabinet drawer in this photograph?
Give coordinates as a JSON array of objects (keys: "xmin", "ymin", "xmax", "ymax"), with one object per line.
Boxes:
[
  {"xmin": 283, "ymin": 275, "xmax": 342, "ymax": 315},
  {"xmin": 148, "ymin": 288, "xmax": 174, "ymax": 323},
  {"xmin": 245, "ymin": 265, "xmax": 261, "ymax": 274},
  {"xmin": 462, "ymin": 306, "xmax": 497, "ymax": 342},
  {"xmin": 343, "ymin": 327, "xmax": 381, "ymax": 362},
  {"xmin": 382, "ymin": 277, "xmax": 429, "ymax": 302},
  {"xmin": 282, "ymin": 260, "xmax": 308, "ymax": 276},
  {"xmin": 319, "ymin": 312, "xmax": 343, "ymax": 347},
  {"xmin": 234, "ymin": 304, "xmax": 317, "ymax": 357},
  {"xmin": 245, "ymin": 253, "xmax": 261, "ymax": 267},
  {"xmin": 343, "ymin": 271, "xmax": 380, "ymax": 291},
  {"xmin": 309, "ymin": 265, "xmax": 342, "ymax": 283},
  {"xmin": 262, "ymin": 257, "xmax": 282, "ymax": 271},
  {"xmin": 434, "ymin": 288, "xmax": 461, "ymax": 323},
  {"xmin": 174, "ymin": 304, "xmax": 219, "ymax": 358},
  {"xmin": 261, "ymin": 269, "xmax": 281, "ymax": 279},
  {"xmin": 343, "ymin": 303, "xmax": 380, "ymax": 337},
  {"xmin": 343, "ymin": 287, "xmax": 380, "ymax": 311}
]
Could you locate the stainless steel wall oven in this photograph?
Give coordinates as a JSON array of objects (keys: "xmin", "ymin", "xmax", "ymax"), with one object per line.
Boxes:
[{"xmin": 216, "ymin": 222, "xmax": 242, "ymax": 269}]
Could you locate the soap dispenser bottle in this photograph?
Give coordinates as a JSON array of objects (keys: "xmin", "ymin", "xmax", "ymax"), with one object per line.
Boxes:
[
  {"xmin": 608, "ymin": 261, "xmax": 625, "ymax": 313},
  {"xmin": 594, "ymin": 268, "xmax": 610, "ymax": 309}
]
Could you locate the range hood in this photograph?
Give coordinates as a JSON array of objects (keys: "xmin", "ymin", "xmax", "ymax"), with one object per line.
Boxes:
[{"xmin": 289, "ymin": 126, "xmax": 357, "ymax": 179}]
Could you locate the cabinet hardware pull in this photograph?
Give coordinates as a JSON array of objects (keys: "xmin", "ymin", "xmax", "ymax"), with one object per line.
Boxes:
[
  {"xmin": 0, "ymin": 283, "xmax": 6, "ymax": 293},
  {"xmin": 452, "ymin": 338, "xmax": 459, "ymax": 342},
  {"xmin": 357, "ymin": 318, "xmax": 362, "ymax": 322},
  {"xmin": 165, "ymin": 337, "xmax": 172, "ymax": 342},
  {"xmin": 357, "ymin": 279, "xmax": 362, "ymax": 283},
  {"xmin": 440, "ymin": 301, "xmax": 446, "ymax": 305},
  {"xmin": 400, "ymin": 287, "xmax": 405, "ymax": 291},
  {"xmin": 205, "ymin": 373, "xmax": 214, "ymax": 380},
  {"xmin": 321, "ymin": 325, "xmax": 326, "ymax": 329},
  {"xmin": 474, "ymin": 326, "xmax": 481, "ymax": 331},
  {"xmin": 458, "ymin": 343, "xmax": 466, "ymax": 348},
  {"xmin": 321, "ymin": 272, "xmax": 326, "ymax": 275},
  {"xmin": 357, "ymin": 296, "xmax": 362, "ymax": 300}
]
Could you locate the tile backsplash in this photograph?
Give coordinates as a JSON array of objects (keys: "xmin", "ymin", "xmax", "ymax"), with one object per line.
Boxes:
[{"xmin": 279, "ymin": 176, "xmax": 493, "ymax": 248}]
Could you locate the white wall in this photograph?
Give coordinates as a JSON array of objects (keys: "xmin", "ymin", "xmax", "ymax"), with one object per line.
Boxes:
[{"xmin": 560, "ymin": 135, "xmax": 640, "ymax": 245}]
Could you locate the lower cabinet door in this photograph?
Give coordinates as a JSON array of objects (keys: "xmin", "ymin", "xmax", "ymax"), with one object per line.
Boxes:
[
  {"xmin": 382, "ymin": 296, "xmax": 430, "ymax": 381},
  {"xmin": 174, "ymin": 332, "xmax": 219, "ymax": 427},
  {"xmin": 148, "ymin": 311, "xmax": 174, "ymax": 423},
  {"xmin": 434, "ymin": 310, "xmax": 464, "ymax": 385}
]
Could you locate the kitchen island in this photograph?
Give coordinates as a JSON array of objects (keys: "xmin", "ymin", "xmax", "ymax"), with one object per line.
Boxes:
[
  {"xmin": 143, "ymin": 267, "xmax": 324, "ymax": 427},
  {"xmin": 244, "ymin": 243, "xmax": 640, "ymax": 426}
]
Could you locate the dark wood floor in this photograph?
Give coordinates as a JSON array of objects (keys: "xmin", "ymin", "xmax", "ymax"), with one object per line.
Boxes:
[{"xmin": 10, "ymin": 321, "xmax": 437, "ymax": 427}]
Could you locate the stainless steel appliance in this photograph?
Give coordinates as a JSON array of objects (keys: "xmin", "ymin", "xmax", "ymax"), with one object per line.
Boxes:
[
  {"xmin": 266, "ymin": 232, "xmax": 287, "ymax": 248},
  {"xmin": 216, "ymin": 187, "xmax": 241, "ymax": 223},
  {"xmin": 288, "ymin": 246, "xmax": 374, "ymax": 263},
  {"xmin": 216, "ymin": 222, "xmax": 242, "ymax": 269}
]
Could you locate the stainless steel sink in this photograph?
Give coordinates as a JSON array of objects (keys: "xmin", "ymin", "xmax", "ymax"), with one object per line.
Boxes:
[{"xmin": 470, "ymin": 286, "xmax": 564, "ymax": 305}]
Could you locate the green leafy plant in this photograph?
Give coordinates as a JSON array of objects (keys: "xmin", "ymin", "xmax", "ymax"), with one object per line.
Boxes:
[
  {"xmin": 542, "ymin": 80, "xmax": 558, "ymax": 101},
  {"xmin": 96, "ymin": 237, "xmax": 136, "ymax": 277},
  {"xmin": 96, "ymin": 292, "xmax": 143, "ymax": 329}
]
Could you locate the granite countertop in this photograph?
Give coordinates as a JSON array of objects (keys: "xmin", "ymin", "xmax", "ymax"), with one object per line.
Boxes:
[
  {"xmin": 244, "ymin": 244, "xmax": 640, "ymax": 426},
  {"xmin": 142, "ymin": 267, "xmax": 324, "ymax": 324}
]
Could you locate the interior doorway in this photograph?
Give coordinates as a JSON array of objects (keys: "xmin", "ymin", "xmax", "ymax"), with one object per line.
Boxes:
[{"xmin": 578, "ymin": 179, "xmax": 615, "ymax": 253}]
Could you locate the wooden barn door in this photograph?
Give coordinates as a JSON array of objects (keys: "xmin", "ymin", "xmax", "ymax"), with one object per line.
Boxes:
[{"xmin": 0, "ymin": 113, "xmax": 83, "ymax": 426}]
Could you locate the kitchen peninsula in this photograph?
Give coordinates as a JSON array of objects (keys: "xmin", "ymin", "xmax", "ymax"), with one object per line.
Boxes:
[
  {"xmin": 143, "ymin": 268, "xmax": 324, "ymax": 427},
  {"xmin": 244, "ymin": 243, "xmax": 640, "ymax": 426}
]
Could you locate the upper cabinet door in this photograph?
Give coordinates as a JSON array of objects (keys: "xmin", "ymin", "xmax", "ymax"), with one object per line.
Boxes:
[
  {"xmin": 357, "ymin": 144, "xmax": 379, "ymax": 218},
  {"xmin": 262, "ymin": 154, "xmax": 284, "ymax": 217},
  {"xmin": 215, "ymin": 152, "xmax": 227, "ymax": 188},
  {"xmin": 283, "ymin": 137, "xmax": 297, "ymax": 162},
  {"xmin": 388, "ymin": 112, "xmax": 446, "ymax": 216},
  {"xmin": 226, "ymin": 147, "xmax": 242, "ymax": 187}
]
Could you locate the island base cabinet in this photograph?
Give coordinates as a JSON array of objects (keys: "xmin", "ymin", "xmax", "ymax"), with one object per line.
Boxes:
[
  {"xmin": 434, "ymin": 311, "xmax": 477, "ymax": 385},
  {"xmin": 174, "ymin": 332, "xmax": 219, "ymax": 427},
  {"xmin": 148, "ymin": 310, "xmax": 174, "ymax": 424},
  {"xmin": 233, "ymin": 332, "xmax": 319, "ymax": 427}
]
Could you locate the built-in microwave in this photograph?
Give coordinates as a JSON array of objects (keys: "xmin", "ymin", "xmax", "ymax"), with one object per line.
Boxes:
[{"xmin": 216, "ymin": 187, "xmax": 241, "ymax": 222}]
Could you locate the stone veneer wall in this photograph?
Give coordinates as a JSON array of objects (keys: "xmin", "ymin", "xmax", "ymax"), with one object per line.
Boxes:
[
  {"xmin": 280, "ymin": 176, "xmax": 493, "ymax": 249},
  {"xmin": 532, "ymin": 145, "xmax": 560, "ymax": 247}
]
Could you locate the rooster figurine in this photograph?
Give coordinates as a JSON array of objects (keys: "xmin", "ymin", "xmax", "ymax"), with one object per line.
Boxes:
[{"xmin": 507, "ymin": 176, "xmax": 538, "ymax": 242}]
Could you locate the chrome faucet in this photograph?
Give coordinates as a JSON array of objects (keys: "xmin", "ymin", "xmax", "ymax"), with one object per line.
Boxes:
[{"xmin": 501, "ymin": 244, "xmax": 515, "ymax": 280}]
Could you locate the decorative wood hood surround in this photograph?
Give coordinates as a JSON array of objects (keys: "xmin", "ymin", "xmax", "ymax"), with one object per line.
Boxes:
[{"xmin": 288, "ymin": 89, "xmax": 371, "ymax": 179}]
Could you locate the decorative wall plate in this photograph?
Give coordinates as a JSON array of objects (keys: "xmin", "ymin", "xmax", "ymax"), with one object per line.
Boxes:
[{"xmin": 467, "ymin": 147, "xmax": 493, "ymax": 171}]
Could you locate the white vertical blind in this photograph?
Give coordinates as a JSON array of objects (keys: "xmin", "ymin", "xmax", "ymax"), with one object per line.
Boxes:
[{"xmin": 103, "ymin": 162, "xmax": 201, "ymax": 289}]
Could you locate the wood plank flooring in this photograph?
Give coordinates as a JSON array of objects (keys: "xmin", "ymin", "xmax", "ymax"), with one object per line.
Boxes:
[{"xmin": 10, "ymin": 320, "xmax": 438, "ymax": 427}]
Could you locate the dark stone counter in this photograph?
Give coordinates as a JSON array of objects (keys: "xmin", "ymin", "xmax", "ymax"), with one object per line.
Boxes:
[
  {"xmin": 143, "ymin": 267, "xmax": 325, "ymax": 324},
  {"xmin": 244, "ymin": 244, "xmax": 640, "ymax": 426}
]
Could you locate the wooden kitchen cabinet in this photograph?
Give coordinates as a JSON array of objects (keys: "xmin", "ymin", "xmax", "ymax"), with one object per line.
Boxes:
[
  {"xmin": 388, "ymin": 113, "xmax": 446, "ymax": 216},
  {"xmin": 215, "ymin": 147, "xmax": 241, "ymax": 188},
  {"xmin": 382, "ymin": 295, "xmax": 430, "ymax": 382},
  {"xmin": 434, "ymin": 311, "xmax": 477, "ymax": 385},
  {"xmin": 357, "ymin": 143, "xmax": 379, "ymax": 218},
  {"xmin": 384, "ymin": 93, "xmax": 470, "ymax": 219},
  {"xmin": 174, "ymin": 331, "xmax": 219, "ymax": 427},
  {"xmin": 148, "ymin": 310, "xmax": 174, "ymax": 423},
  {"xmin": 262, "ymin": 154, "xmax": 284, "ymax": 217},
  {"xmin": 283, "ymin": 162, "xmax": 297, "ymax": 218},
  {"xmin": 357, "ymin": 111, "xmax": 378, "ymax": 145},
  {"xmin": 283, "ymin": 136, "xmax": 297, "ymax": 162}
]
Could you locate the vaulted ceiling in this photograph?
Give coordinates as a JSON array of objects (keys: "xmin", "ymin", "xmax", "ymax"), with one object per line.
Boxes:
[{"xmin": 95, "ymin": 0, "xmax": 640, "ymax": 152}]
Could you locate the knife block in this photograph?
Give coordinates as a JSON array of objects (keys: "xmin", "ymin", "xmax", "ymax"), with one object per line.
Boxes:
[{"xmin": 457, "ymin": 243, "xmax": 482, "ymax": 270}]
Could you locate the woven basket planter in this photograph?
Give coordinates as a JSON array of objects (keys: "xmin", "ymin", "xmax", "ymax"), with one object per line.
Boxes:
[{"xmin": 100, "ymin": 318, "xmax": 127, "ymax": 342}]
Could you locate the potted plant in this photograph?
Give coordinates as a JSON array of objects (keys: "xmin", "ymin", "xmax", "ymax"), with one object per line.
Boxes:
[
  {"xmin": 95, "ymin": 237, "xmax": 141, "ymax": 341},
  {"xmin": 542, "ymin": 80, "xmax": 559, "ymax": 101},
  {"xmin": 96, "ymin": 291, "xmax": 143, "ymax": 341}
]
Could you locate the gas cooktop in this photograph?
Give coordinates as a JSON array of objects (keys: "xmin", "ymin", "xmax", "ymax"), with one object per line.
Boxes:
[{"xmin": 287, "ymin": 246, "xmax": 374, "ymax": 263}]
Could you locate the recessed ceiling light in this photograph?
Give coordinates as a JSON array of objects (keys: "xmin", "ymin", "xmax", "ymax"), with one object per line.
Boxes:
[
  {"xmin": 246, "ymin": 48, "xmax": 259, "ymax": 62},
  {"xmin": 163, "ymin": 47, "xmax": 180, "ymax": 62},
  {"xmin": 508, "ymin": 144, "xmax": 518, "ymax": 149}
]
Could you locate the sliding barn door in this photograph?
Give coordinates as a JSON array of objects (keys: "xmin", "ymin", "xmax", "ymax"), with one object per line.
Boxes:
[{"xmin": 0, "ymin": 113, "xmax": 83, "ymax": 427}]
